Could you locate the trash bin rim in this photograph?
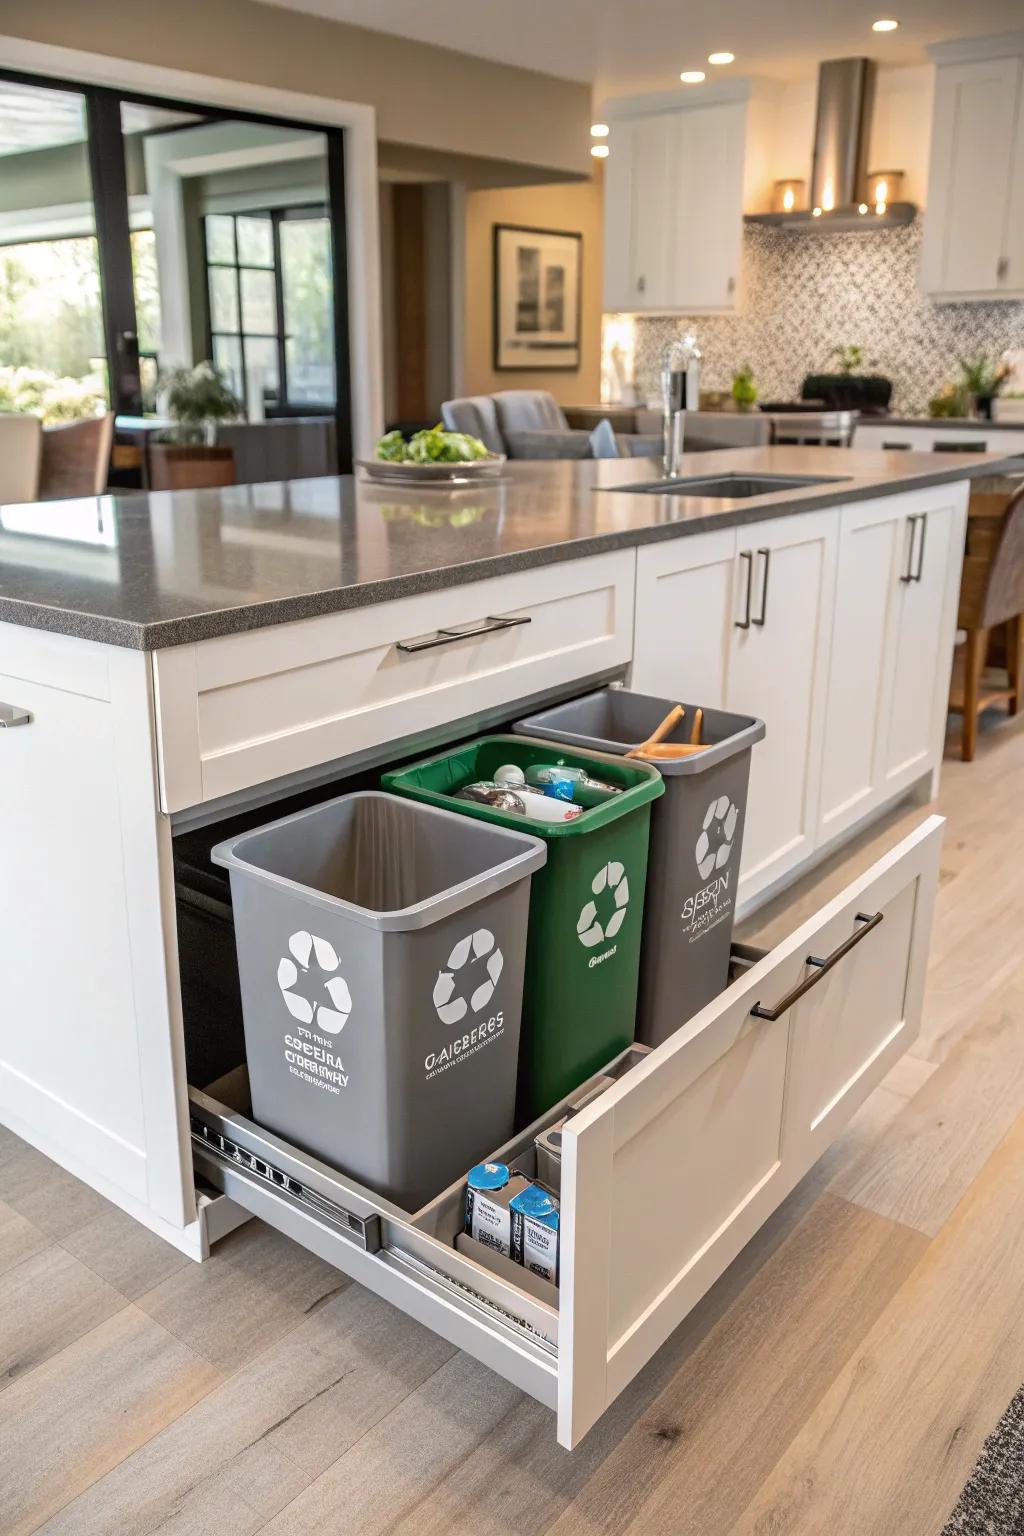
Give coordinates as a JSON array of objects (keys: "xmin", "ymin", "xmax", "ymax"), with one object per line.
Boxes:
[
  {"xmin": 211, "ymin": 788, "xmax": 547, "ymax": 932},
  {"xmin": 514, "ymin": 689, "xmax": 766, "ymax": 777},
  {"xmin": 382, "ymin": 733, "xmax": 664, "ymax": 838}
]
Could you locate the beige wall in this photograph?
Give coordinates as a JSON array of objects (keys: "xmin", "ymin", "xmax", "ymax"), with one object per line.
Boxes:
[
  {"xmin": 0, "ymin": 0, "xmax": 592, "ymax": 179},
  {"xmin": 462, "ymin": 174, "xmax": 603, "ymax": 406}
]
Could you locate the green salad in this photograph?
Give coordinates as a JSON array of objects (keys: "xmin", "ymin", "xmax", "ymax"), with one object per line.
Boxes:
[{"xmin": 375, "ymin": 425, "xmax": 493, "ymax": 464}]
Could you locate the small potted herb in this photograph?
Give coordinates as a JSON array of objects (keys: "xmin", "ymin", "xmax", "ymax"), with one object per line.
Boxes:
[
  {"xmin": 957, "ymin": 354, "xmax": 1011, "ymax": 421},
  {"xmin": 150, "ymin": 362, "xmax": 242, "ymax": 490},
  {"xmin": 731, "ymin": 366, "xmax": 758, "ymax": 412}
]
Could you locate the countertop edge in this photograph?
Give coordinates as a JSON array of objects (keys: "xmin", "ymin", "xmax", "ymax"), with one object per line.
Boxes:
[{"xmin": 2, "ymin": 456, "xmax": 1017, "ymax": 652}]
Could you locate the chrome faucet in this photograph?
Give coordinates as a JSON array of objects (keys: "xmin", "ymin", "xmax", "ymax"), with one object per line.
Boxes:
[{"xmin": 661, "ymin": 334, "xmax": 701, "ymax": 476}]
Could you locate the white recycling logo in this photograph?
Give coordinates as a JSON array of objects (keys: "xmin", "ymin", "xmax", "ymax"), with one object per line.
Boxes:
[
  {"xmin": 433, "ymin": 928, "xmax": 504, "ymax": 1026},
  {"xmin": 277, "ymin": 930, "xmax": 352, "ymax": 1036},
  {"xmin": 576, "ymin": 860, "xmax": 629, "ymax": 949},
  {"xmin": 695, "ymin": 795, "xmax": 740, "ymax": 881}
]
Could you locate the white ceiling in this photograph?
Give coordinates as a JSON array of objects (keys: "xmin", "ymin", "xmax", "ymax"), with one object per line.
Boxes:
[{"xmin": 259, "ymin": 0, "xmax": 1024, "ymax": 96}]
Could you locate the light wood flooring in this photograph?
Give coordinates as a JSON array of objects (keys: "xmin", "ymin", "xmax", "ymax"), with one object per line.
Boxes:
[{"xmin": 4, "ymin": 707, "xmax": 1024, "ymax": 1534}]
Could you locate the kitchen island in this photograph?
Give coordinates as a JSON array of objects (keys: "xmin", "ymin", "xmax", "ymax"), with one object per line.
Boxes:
[{"xmin": 0, "ymin": 445, "xmax": 1008, "ymax": 1446}]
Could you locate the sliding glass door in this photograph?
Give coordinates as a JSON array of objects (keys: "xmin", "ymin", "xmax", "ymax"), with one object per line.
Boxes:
[{"xmin": 0, "ymin": 68, "xmax": 352, "ymax": 474}]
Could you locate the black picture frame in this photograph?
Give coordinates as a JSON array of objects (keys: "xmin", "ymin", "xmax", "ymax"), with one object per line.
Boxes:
[{"xmin": 492, "ymin": 223, "xmax": 582, "ymax": 373}]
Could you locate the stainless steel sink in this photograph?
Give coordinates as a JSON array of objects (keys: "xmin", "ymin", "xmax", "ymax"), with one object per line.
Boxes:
[{"xmin": 606, "ymin": 472, "xmax": 851, "ymax": 499}]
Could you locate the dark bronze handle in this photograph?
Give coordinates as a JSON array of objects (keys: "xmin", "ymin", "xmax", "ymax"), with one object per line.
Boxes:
[
  {"xmin": 752, "ymin": 547, "xmax": 770, "ymax": 626},
  {"xmin": 734, "ymin": 550, "xmax": 753, "ymax": 629},
  {"xmin": 750, "ymin": 911, "xmax": 883, "ymax": 1022},
  {"xmin": 913, "ymin": 512, "xmax": 927, "ymax": 582},
  {"xmin": 900, "ymin": 515, "xmax": 920, "ymax": 584},
  {"xmin": 396, "ymin": 614, "xmax": 531, "ymax": 654}
]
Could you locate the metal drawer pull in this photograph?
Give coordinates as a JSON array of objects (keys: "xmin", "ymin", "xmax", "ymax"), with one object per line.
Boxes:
[
  {"xmin": 396, "ymin": 614, "xmax": 532, "ymax": 654},
  {"xmin": 734, "ymin": 549, "xmax": 754, "ymax": 629},
  {"xmin": 900, "ymin": 515, "xmax": 920, "ymax": 584},
  {"xmin": 0, "ymin": 702, "xmax": 32, "ymax": 728},
  {"xmin": 750, "ymin": 910, "xmax": 884, "ymax": 1022},
  {"xmin": 913, "ymin": 512, "xmax": 927, "ymax": 583},
  {"xmin": 752, "ymin": 547, "xmax": 770, "ymax": 626}
]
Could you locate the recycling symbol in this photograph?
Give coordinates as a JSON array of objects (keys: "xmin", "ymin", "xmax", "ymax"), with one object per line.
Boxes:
[
  {"xmin": 576, "ymin": 860, "xmax": 629, "ymax": 949},
  {"xmin": 696, "ymin": 795, "xmax": 739, "ymax": 881},
  {"xmin": 433, "ymin": 928, "xmax": 504, "ymax": 1026},
  {"xmin": 277, "ymin": 930, "xmax": 352, "ymax": 1035}
]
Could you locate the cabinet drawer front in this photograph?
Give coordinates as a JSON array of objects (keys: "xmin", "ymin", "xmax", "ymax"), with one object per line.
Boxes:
[
  {"xmin": 154, "ymin": 553, "xmax": 635, "ymax": 810},
  {"xmin": 557, "ymin": 814, "xmax": 942, "ymax": 1447}
]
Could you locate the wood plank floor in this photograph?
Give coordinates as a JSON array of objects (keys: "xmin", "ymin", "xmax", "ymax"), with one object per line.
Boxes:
[{"xmin": 5, "ymin": 705, "xmax": 1024, "ymax": 1534}]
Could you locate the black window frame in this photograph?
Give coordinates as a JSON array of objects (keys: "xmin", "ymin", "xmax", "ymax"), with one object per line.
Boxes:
[
  {"xmin": 203, "ymin": 203, "xmax": 338, "ymax": 416},
  {"xmin": 0, "ymin": 65, "xmax": 353, "ymax": 471}
]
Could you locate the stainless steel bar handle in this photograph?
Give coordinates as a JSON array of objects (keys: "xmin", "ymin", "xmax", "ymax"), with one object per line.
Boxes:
[
  {"xmin": 734, "ymin": 550, "xmax": 754, "ymax": 629},
  {"xmin": 900, "ymin": 515, "xmax": 920, "ymax": 584},
  {"xmin": 0, "ymin": 702, "xmax": 32, "ymax": 728},
  {"xmin": 396, "ymin": 614, "xmax": 531, "ymax": 654},
  {"xmin": 752, "ymin": 547, "xmax": 770, "ymax": 627},
  {"xmin": 913, "ymin": 512, "xmax": 927, "ymax": 583},
  {"xmin": 750, "ymin": 911, "xmax": 884, "ymax": 1022}
]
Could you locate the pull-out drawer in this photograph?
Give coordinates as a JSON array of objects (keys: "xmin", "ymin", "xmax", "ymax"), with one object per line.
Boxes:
[
  {"xmin": 153, "ymin": 552, "xmax": 635, "ymax": 812},
  {"xmin": 192, "ymin": 815, "xmax": 942, "ymax": 1448}
]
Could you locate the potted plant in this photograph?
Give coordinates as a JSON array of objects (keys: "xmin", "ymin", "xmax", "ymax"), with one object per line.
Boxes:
[
  {"xmin": 831, "ymin": 344, "xmax": 865, "ymax": 375},
  {"xmin": 731, "ymin": 366, "xmax": 758, "ymax": 412},
  {"xmin": 149, "ymin": 362, "xmax": 242, "ymax": 490},
  {"xmin": 957, "ymin": 354, "xmax": 1011, "ymax": 421}
]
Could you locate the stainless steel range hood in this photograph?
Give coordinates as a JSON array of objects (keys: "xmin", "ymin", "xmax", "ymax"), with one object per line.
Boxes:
[{"xmin": 746, "ymin": 58, "xmax": 917, "ymax": 232}]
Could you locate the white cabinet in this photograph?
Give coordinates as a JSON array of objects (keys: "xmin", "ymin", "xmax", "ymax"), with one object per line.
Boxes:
[
  {"xmin": 727, "ymin": 513, "xmax": 839, "ymax": 904},
  {"xmin": 0, "ymin": 626, "xmax": 193, "ymax": 1244},
  {"xmin": 603, "ymin": 85, "xmax": 761, "ymax": 314},
  {"xmin": 882, "ymin": 499, "xmax": 962, "ymax": 792},
  {"xmin": 921, "ymin": 42, "xmax": 1024, "ymax": 299},
  {"xmin": 633, "ymin": 512, "xmax": 840, "ymax": 907},
  {"xmin": 630, "ymin": 526, "xmax": 737, "ymax": 704},
  {"xmin": 633, "ymin": 485, "xmax": 967, "ymax": 912}
]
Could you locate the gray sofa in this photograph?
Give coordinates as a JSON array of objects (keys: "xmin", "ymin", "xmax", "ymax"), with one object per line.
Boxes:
[{"xmin": 441, "ymin": 390, "xmax": 660, "ymax": 460}]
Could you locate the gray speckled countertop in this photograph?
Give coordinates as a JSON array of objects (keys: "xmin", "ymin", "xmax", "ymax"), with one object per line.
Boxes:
[{"xmin": 0, "ymin": 446, "xmax": 1015, "ymax": 650}]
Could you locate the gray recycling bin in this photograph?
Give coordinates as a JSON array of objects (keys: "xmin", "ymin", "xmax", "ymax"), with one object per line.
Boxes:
[
  {"xmin": 212, "ymin": 791, "xmax": 546, "ymax": 1210},
  {"xmin": 515, "ymin": 689, "xmax": 764, "ymax": 1046}
]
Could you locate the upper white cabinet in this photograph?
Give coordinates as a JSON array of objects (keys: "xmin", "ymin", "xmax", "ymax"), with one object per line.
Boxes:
[
  {"xmin": 602, "ymin": 82, "xmax": 773, "ymax": 314},
  {"xmin": 920, "ymin": 37, "xmax": 1024, "ymax": 299}
]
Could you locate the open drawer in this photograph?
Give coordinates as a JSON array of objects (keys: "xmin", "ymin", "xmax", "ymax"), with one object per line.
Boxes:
[{"xmin": 191, "ymin": 814, "xmax": 942, "ymax": 1448}]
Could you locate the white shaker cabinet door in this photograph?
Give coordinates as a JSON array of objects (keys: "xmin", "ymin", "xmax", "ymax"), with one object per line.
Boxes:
[
  {"xmin": 920, "ymin": 56, "xmax": 1022, "ymax": 297},
  {"xmin": 727, "ymin": 511, "xmax": 840, "ymax": 907},
  {"xmin": 816, "ymin": 496, "xmax": 906, "ymax": 843},
  {"xmin": 631, "ymin": 527, "xmax": 738, "ymax": 706},
  {"xmin": 882, "ymin": 493, "xmax": 966, "ymax": 794}
]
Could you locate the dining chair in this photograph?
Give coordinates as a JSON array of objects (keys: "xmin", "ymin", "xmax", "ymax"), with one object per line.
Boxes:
[
  {"xmin": 39, "ymin": 413, "xmax": 115, "ymax": 499},
  {"xmin": 0, "ymin": 413, "xmax": 42, "ymax": 503},
  {"xmin": 949, "ymin": 481, "xmax": 1024, "ymax": 760}
]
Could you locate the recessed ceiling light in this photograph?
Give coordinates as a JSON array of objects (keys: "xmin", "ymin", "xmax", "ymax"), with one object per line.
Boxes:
[
  {"xmin": 590, "ymin": 123, "xmax": 609, "ymax": 137},
  {"xmin": 872, "ymin": 18, "xmax": 899, "ymax": 30},
  {"xmin": 708, "ymin": 51, "xmax": 735, "ymax": 65},
  {"xmin": 680, "ymin": 70, "xmax": 706, "ymax": 83},
  {"xmin": 591, "ymin": 143, "xmax": 610, "ymax": 158}
]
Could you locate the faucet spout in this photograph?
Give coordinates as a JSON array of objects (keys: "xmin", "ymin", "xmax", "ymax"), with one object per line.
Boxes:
[{"xmin": 661, "ymin": 334, "xmax": 701, "ymax": 476}]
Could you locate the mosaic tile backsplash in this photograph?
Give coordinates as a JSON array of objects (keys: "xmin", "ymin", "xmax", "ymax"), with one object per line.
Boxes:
[{"xmin": 631, "ymin": 218, "xmax": 1024, "ymax": 416}]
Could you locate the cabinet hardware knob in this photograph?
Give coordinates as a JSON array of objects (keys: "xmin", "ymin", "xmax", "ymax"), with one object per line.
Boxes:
[
  {"xmin": 0, "ymin": 702, "xmax": 31, "ymax": 728},
  {"xmin": 396, "ymin": 614, "xmax": 531, "ymax": 654},
  {"xmin": 750, "ymin": 911, "xmax": 884, "ymax": 1022}
]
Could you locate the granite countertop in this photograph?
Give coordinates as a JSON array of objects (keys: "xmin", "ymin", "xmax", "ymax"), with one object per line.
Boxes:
[{"xmin": 0, "ymin": 445, "xmax": 1014, "ymax": 651}]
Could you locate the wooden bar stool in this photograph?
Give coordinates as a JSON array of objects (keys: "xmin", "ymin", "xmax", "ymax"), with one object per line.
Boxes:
[{"xmin": 949, "ymin": 482, "xmax": 1024, "ymax": 760}]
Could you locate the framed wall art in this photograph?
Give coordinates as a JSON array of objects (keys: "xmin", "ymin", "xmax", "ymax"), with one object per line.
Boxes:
[{"xmin": 493, "ymin": 223, "xmax": 582, "ymax": 372}]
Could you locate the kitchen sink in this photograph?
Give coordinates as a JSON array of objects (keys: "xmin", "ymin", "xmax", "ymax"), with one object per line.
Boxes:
[{"xmin": 607, "ymin": 472, "xmax": 852, "ymax": 499}]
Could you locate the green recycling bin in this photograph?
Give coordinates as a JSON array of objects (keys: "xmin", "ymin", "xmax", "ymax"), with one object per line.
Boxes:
[{"xmin": 383, "ymin": 735, "xmax": 663, "ymax": 1122}]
